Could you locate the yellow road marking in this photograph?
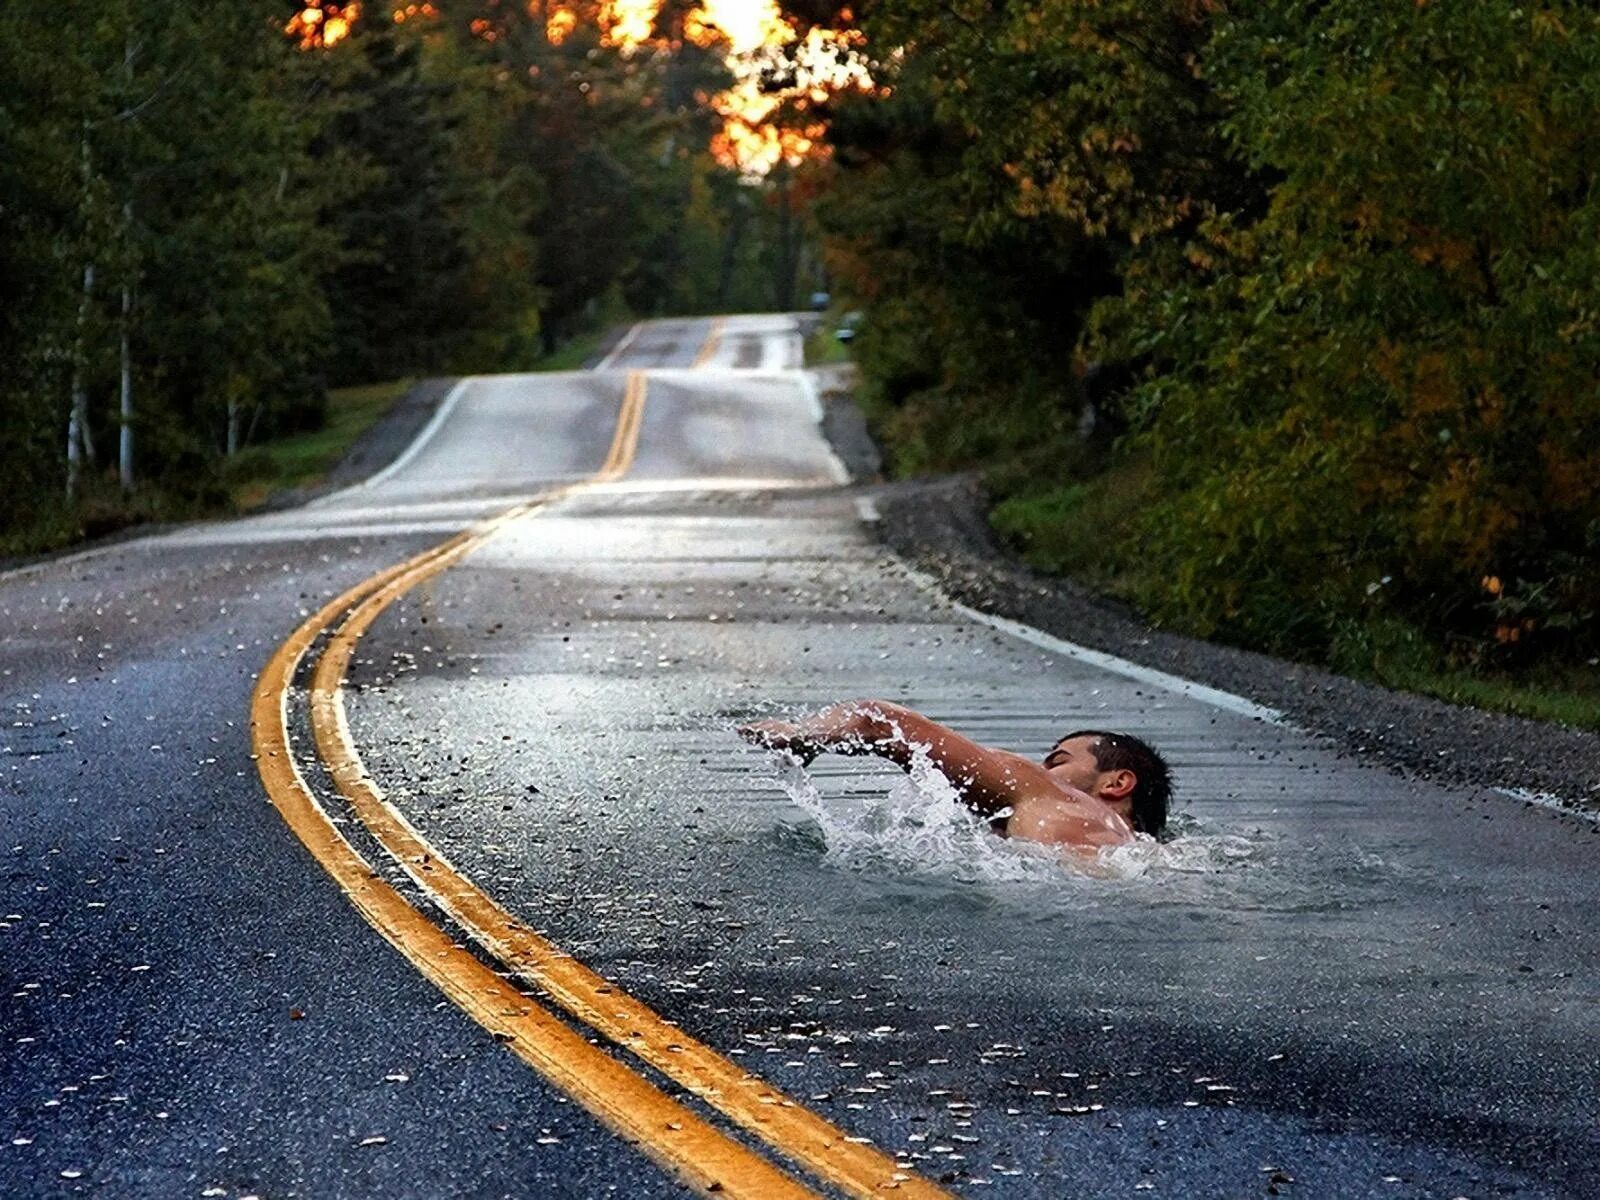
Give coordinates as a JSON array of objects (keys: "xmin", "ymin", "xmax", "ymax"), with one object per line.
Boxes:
[
  {"xmin": 309, "ymin": 559, "xmax": 947, "ymax": 1198},
  {"xmin": 251, "ymin": 551, "xmax": 813, "ymax": 1199},
  {"xmin": 596, "ymin": 370, "xmax": 647, "ymax": 480},
  {"xmin": 252, "ymin": 372, "xmax": 952, "ymax": 1197},
  {"xmin": 691, "ymin": 318, "xmax": 725, "ymax": 368}
]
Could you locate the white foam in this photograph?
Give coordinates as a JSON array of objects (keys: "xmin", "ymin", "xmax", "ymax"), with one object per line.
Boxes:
[{"xmin": 769, "ymin": 748, "xmax": 1266, "ymax": 896}]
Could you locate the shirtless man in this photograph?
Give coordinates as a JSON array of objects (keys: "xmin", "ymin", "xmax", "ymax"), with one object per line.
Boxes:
[{"xmin": 739, "ymin": 700, "xmax": 1171, "ymax": 851}]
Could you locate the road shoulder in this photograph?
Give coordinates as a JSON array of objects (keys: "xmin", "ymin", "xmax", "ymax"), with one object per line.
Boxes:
[
  {"xmin": 0, "ymin": 377, "xmax": 458, "ymax": 578},
  {"xmin": 817, "ymin": 402, "xmax": 1600, "ymax": 813}
]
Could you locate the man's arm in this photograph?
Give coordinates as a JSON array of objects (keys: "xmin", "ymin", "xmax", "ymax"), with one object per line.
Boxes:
[{"xmin": 739, "ymin": 700, "xmax": 1051, "ymax": 818}]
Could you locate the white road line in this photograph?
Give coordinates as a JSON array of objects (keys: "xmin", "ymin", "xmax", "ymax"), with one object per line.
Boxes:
[
  {"xmin": 0, "ymin": 378, "xmax": 481, "ymax": 581},
  {"xmin": 160, "ymin": 521, "xmax": 482, "ymax": 547},
  {"xmin": 1493, "ymin": 786, "xmax": 1600, "ymax": 823},
  {"xmin": 0, "ymin": 537, "xmax": 134, "ymax": 583},
  {"xmin": 595, "ymin": 322, "xmax": 644, "ymax": 371},
  {"xmin": 338, "ymin": 377, "xmax": 474, "ymax": 498},
  {"xmin": 894, "ymin": 561, "xmax": 1286, "ymax": 725},
  {"xmin": 895, "ymin": 550, "xmax": 1600, "ymax": 813},
  {"xmin": 797, "ymin": 370, "xmax": 850, "ymax": 485}
]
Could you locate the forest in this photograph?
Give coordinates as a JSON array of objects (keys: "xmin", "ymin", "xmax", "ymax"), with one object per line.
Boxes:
[
  {"xmin": 0, "ymin": 0, "xmax": 815, "ymax": 553},
  {"xmin": 793, "ymin": 0, "xmax": 1600, "ymax": 712},
  {"xmin": 5, "ymin": 0, "xmax": 1596, "ymax": 714}
]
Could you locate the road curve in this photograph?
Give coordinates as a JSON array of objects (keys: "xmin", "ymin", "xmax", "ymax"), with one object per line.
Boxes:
[{"xmin": 4, "ymin": 315, "xmax": 1599, "ymax": 1197}]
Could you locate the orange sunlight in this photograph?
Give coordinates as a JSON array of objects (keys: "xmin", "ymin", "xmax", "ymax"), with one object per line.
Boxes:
[
  {"xmin": 285, "ymin": 2, "xmax": 362, "ymax": 50},
  {"xmin": 290, "ymin": 0, "xmax": 870, "ymax": 174},
  {"xmin": 601, "ymin": 0, "xmax": 659, "ymax": 47},
  {"xmin": 391, "ymin": 3, "xmax": 439, "ymax": 25},
  {"xmin": 553, "ymin": 0, "xmax": 870, "ymax": 173},
  {"xmin": 545, "ymin": 5, "xmax": 580, "ymax": 44},
  {"xmin": 710, "ymin": 19, "xmax": 869, "ymax": 174}
]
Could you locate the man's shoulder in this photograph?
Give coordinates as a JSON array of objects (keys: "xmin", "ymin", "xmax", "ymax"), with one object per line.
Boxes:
[{"xmin": 1009, "ymin": 786, "xmax": 1132, "ymax": 847}]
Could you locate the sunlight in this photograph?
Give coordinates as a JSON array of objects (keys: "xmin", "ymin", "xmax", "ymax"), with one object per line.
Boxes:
[
  {"xmin": 285, "ymin": 2, "xmax": 362, "ymax": 49},
  {"xmin": 601, "ymin": 0, "xmax": 660, "ymax": 48},
  {"xmin": 288, "ymin": 0, "xmax": 870, "ymax": 174}
]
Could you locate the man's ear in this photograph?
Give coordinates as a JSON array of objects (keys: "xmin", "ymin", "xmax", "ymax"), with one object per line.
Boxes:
[{"xmin": 1099, "ymin": 768, "xmax": 1137, "ymax": 799}]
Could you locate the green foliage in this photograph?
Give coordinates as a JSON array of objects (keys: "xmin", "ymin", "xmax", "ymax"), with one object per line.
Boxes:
[
  {"xmin": 225, "ymin": 378, "xmax": 412, "ymax": 509},
  {"xmin": 814, "ymin": 63, "xmax": 1106, "ymax": 474},
  {"xmin": 529, "ymin": 327, "xmax": 609, "ymax": 373},
  {"xmin": 322, "ymin": 24, "xmax": 540, "ymax": 383},
  {"xmin": 801, "ymin": 0, "xmax": 1600, "ymax": 690},
  {"xmin": 0, "ymin": 3, "xmax": 820, "ymax": 552},
  {"xmin": 802, "ymin": 320, "xmax": 851, "ymax": 367},
  {"xmin": 1114, "ymin": 1, "xmax": 1600, "ymax": 669},
  {"xmin": 988, "ymin": 459, "xmax": 1156, "ymax": 594},
  {"xmin": 0, "ymin": 0, "xmax": 341, "ymax": 530}
]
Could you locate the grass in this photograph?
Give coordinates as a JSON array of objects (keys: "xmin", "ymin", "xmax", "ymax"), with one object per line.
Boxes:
[
  {"xmin": 988, "ymin": 460, "xmax": 1156, "ymax": 601},
  {"xmin": 986, "ymin": 459, "xmax": 1600, "ymax": 732},
  {"xmin": 530, "ymin": 328, "xmax": 608, "ymax": 373},
  {"xmin": 804, "ymin": 317, "xmax": 854, "ymax": 367},
  {"xmin": 0, "ymin": 482, "xmax": 170, "ymax": 562},
  {"xmin": 1370, "ymin": 662, "xmax": 1600, "ymax": 731},
  {"xmin": 228, "ymin": 378, "xmax": 413, "ymax": 510}
]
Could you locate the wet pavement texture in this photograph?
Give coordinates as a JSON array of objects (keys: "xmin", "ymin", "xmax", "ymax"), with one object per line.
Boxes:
[
  {"xmin": 0, "ymin": 528, "xmax": 681, "ymax": 1198},
  {"xmin": 1, "ymin": 328, "xmax": 721, "ymax": 1198},
  {"xmin": 6, "ymin": 315, "xmax": 1599, "ymax": 1197},
  {"xmin": 345, "ymin": 482, "xmax": 1600, "ymax": 1198}
]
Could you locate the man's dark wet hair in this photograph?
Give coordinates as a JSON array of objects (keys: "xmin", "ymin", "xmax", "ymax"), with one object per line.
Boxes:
[{"xmin": 1063, "ymin": 729, "xmax": 1172, "ymax": 838}]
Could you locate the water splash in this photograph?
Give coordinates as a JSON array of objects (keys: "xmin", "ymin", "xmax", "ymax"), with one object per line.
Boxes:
[
  {"xmin": 764, "ymin": 749, "xmax": 1395, "ymax": 916},
  {"xmin": 770, "ymin": 750, "xmax": 1261, "ymax": 888}
]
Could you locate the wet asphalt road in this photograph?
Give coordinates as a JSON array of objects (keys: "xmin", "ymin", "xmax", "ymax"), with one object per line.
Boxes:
[{"xmin": 5, "ymin": 314, "xmax": 1600, "ymax": 1198}]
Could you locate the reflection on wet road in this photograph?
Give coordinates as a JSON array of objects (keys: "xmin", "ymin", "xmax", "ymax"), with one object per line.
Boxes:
[
  {"xmin": 337, "ymin": 318, "xmax": 1600, "ymax": 1196},
  {"xmin": 5, "ymin": 315, "xmax": 1598, "ymax": 1196}
]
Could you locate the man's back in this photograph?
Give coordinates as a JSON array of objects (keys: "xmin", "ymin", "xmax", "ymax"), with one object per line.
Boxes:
[
  {"xmin": 983, "ymin": 749, "xmax": 1132, "ymax": 849},
  {"xmin": 741, "ymin": 703, "xmax": 1159, "ymax": 852}
]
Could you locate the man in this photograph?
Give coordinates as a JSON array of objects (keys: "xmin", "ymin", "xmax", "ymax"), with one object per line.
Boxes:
[{"xmin": 739, "ymin": 700, "xmax": 1170, "ymax": 852}]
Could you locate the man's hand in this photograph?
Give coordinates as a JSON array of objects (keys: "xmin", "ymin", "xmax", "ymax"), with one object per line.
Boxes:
[{"xmin": 738, "ymin": 719, "xmax": 819, "ymax": 765}]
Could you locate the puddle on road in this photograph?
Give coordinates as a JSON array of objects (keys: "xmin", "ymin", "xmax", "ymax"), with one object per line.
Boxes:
[{"xmin": 764, "ymin": 754, "xmax": 1397, "ymax": 919}]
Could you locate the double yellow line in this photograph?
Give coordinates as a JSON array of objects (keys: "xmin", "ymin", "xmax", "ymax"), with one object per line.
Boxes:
[
  {"xmin": 691, "ymin": 317, "xmax": 726, "ymax": 368},
  {"xmin": 250, "ymin": 370, "xmax": 949, "ymax": 1198},
  {"xmin": 596, "ymin": 369, "xmax": 648, "ymax": 481}
]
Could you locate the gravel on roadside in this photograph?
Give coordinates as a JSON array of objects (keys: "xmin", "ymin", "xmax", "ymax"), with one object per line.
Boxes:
[
  {"xmin": 257, "ymin": 376, "xmax": 458, "ymax": 510},
  {"xmin": 808, "ymin": 370, "xmax": 1600, "ymax": 814}
]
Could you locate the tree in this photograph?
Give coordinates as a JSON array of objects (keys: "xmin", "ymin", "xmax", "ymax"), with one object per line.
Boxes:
[
  {"xmin": 322, "ymin": 20, "xmax": 541, "ymax": 383},
  {"xmin": 1120, "ymin": 1, "xmax": 1600, "ymax": 664}
]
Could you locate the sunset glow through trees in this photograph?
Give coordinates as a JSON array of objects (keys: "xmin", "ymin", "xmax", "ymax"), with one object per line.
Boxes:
[{"xmin": 287, "ymin": 0, "xmax": 867, "ymax": 173}]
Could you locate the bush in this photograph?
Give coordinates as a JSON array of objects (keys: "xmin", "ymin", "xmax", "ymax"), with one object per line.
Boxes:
[{"xmin": 1104, "ymin": 1, "xmax": 1600, "ymax": 666}]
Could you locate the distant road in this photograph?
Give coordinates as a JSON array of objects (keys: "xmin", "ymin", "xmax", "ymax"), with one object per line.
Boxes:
[{"xmin": 4, "ymin": 315, "xmax": 1598, "ymax": 1197}]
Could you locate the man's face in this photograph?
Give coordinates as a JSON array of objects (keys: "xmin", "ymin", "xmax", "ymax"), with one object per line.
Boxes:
[{"xmin": 1042, "ymin": 735, "xmax": 1107, "ymax": 796}]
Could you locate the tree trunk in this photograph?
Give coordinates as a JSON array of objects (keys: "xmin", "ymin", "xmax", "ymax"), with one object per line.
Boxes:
[
  {"xmin": 772, "ymin": 163, "xmax": 798, "ymax": 312},
  {"xmin": 119, "ymin": 283, "xmax": 134, "ymax": 491},
  {"xmin": 67, "ymin": 261, "xmax": 97, "ymax": 498}
]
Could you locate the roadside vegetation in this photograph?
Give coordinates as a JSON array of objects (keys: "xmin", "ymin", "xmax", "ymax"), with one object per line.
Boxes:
[
  {"xmin": 223, "ymin": 379, "xmax": 414, "ymax": 513},
  {"xmin": 783, "ymin": 0, "xmax": 1600, "ymax": 728},
  {"xmin": 803, "ymin": 312, "xmax": 854, "ymax": 367},
  {"xmin": 1, "ymin": 2, "xmax": 822, "ymax": 560}
]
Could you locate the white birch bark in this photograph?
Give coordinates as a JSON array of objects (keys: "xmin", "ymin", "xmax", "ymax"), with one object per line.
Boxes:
[{"xmin": 119, "ymin": 281, "xmax": 133, "ymax": 491}]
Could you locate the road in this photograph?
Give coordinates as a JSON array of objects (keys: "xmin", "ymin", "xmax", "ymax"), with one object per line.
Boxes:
[{"xmin": 4, "ymin": 313, "xmax": 1598, "ymax": 1198}]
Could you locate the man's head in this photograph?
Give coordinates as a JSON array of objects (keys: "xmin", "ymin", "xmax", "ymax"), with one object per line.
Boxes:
[{"xmin": 1043, "ymin": 730, "xmax": 1171, "ymax": 837}]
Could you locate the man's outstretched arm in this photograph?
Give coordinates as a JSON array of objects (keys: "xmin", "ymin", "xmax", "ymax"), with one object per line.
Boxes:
[{"xmin": 739, "ymin": 700, "xmax": 1048, "ymax": 818}]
